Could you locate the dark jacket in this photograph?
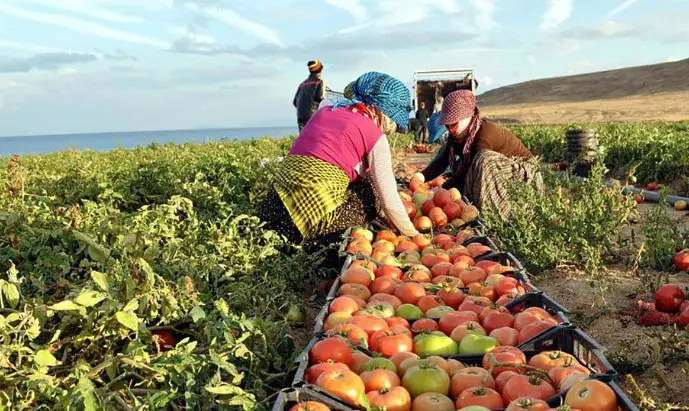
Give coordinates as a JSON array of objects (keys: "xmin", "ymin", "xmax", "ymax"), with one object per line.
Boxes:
[
  {"xmin": 293, "ymin": 74, "xmax": 326, "ymax": 122},
  {"xmin": 416, "ymin": 108, "xmax": 429, "ymax": 126},
  {"xmin": 422, "ymin": 120, "xmax": 531, "ymax": 190}
]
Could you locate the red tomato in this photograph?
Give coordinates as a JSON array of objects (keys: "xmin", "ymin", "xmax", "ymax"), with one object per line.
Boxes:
[
  {"xmin": 482, "ymin": 311, "xmax": 516, "ymax": 333},
  {"xmin": 496, "ymin": 277, "xmax": 521, "ymax": 296},
  {"xmin": 395, "ymin": 283, "xmax": 426, "ymax": 305},
  {"xmin": 411, "ymin": 318, "xmax": 440, "ymax": 334},
  {"xmin": 326, "ymin": 324, "xmax": 369, "ymax": 348},
  {"xmin": 679, "ymin": 307, "xmax": 689, "ymax": 327},
  {"xmin": 289, "ymin": 401, "xmax": 331, "ymax": 411},
  {"xmin": 502, "ymin": 375, "xmax": 557, "ymax": 403},
  {"xmin": 482, "ymin": 346, "xmax": 527, "ymax": 377},
  {"xmin": 439, "ymin": 311, "xmax": 476, "ymax": 335},
  {"xmin": 153, "ymin": 330, "xmax": 177, "ymax": 351},
  {"xmin": 564, "ymin": 379, "xmax": 617, "ymax": 411},
  {"xmin": 376, "ymin": 265, "xmax": 404, "ymax": 279},
  {"xmin": 361, "ymin": 369, "xmax": 401, "ymax": 392},
  {"xmin": 528, "ymin": 351, "xmax": 577, "ymax": 371},
  {"xmin": 490, "ymin": 327, "xmax": 520, "ymax": 346},
  {"xmin": 468, "ymin": 282, "xmax": 497, "ymax": 301},
  {"xmin": 310, "ymin": 337, "xmax": 353, "ymax": 366},
  {"xmin": 411, "ymin": 392, "xmax": 455, "ymax": 410},
  {"xmin": 367, "ymin": 386, "xmax": 412, "ymax": 410},
  {"xmin": 348, "ymin": 313, "xmax": 389, "ymax": 336},
  {"xmin": 370, "ymin": 278, "xmax": 401, "ymax": 295},
  {"xmin": 655, "ymin": 284, "xmax": 685, "ymax": 313},
  {"xmin": 417, "ymin": 295, "xmax": 445, "ymax": 313},
  {"xmin": 369, "ymin": 293, "xmax": 403, "ymax": 309},
  {"xmin": 305, "ymin": 362, "xmax": 350, "ymax": 384},
  {"xmin": 329, "ymin": 296, "xmax": 361, "ymax": 314},
  {"xmin": 505, "ymin": 397, "xmax": 550, "ymax": 411},
  {"xmin": 456, "ymin": 387, "xmax": 504, "ymax": 409},
  {"xmin": 370, "ymin": 329, "xmax": 414, "ymax": 357},
  {"xmin": 316, "ymin": 370, "xmax": 366, "ymax": 405},
  {"xmin": 438, "ymin": 287, "xmax": 465, "ymax": 308},
  {"xmin": 518, "ymin": 320, "xmax": 556, "ymax": 344},
  {"xmin": 495, "ymin": 370, "xmax": 520, "ymax": 393},
  {"xmin": 450, "ymin": 367, "xmax": 495, "ymax": 399},
  {"xmin": 386, "ymin": 317, "xmax": 411, "ymax": 329}
]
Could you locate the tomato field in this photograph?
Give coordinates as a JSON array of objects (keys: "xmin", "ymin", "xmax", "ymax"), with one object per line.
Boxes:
[{"xmin": 1, "ymin": 121, "xmax": 688, "ymax": 410}]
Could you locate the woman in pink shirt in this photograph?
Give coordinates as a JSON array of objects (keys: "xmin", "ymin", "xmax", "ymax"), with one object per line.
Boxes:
[{"xmin": 260, "ymin": 72, "xmax": 419, "ymax": 246}]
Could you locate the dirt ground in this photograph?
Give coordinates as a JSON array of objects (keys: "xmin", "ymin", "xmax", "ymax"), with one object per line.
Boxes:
[{"xmin": 481, "ymin": 91, "xmax": 689, "ymax": 124}]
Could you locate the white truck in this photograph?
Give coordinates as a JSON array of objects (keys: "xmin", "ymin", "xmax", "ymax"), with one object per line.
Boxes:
[{"xmin": 412, "ymin": 69, "xmax": 478, "ymax": 113}]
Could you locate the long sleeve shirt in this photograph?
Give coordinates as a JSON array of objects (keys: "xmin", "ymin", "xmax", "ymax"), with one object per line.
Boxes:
[{"xmin": 422, "ymin": 120, "xmax": 532, "ymax": 187}]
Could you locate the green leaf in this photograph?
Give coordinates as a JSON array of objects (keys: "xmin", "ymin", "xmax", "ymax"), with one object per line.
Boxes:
[
  {"xmin": 77, "ymin": 376, "xmax": 99, "ymax": 411},
  {"xmin": 51, "ymin": 300, "xmax": 82, "ymax": 311},
  {"xmin": 73, "ymin": 230, "xmax": 112, "ymax": 264},
  {"xmin": 205, "ymin": 384, "xmax": 243, "ymax": 395},
  {"xmin": 115, "ymin": 311, "xmax": 139, "ymax": 332},
  {"xmin": 34, "ymin": 350, "xmax": 58, "ymax": 367},
  {"xmin": 190, "ymin": 306, "xmax": 206, "ymax": 323},
  {"xmin": 137, "ymin": 258, "xmax": 156, "ymax": 288},
  {"xmin": 7, "ymin": 263, "xmax": 19, "ymax": 283},
  {"xmin": 91, "ymin": 271, "xmax": 110, "ymax": 293},
  {"xmin": 1, "ymin": 282, "xmax": 20, "ymax": 308},
  {"xmin": 123, "ymin": 298, "xmax": 139, "ymax": 312},
  {"xmin": 75, "ymin": 290, "xmax": 106, "ymax": 308}
]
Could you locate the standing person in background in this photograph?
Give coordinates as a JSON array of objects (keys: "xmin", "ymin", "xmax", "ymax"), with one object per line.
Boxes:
[
  {"xmin": 261, "ymin": 71, "xmax": 419, "ymax": 250},
  {"xmin": 293, "ymin": 60, "xmax": 327, "ymax": 131},
  {"xmin": 433, "ymin": 86, "xmax": 444, "ymax": 114},
  {"xmin": 420, "ymin": 90, "xmax": 542, "ymax": 219},
  {"xmin": 415, "ymin": 101, "xmax": 429, "ymax": 143}
]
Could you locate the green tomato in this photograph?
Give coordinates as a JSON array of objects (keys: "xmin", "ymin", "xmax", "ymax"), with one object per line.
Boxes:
[
  {"xmin": 352, "ymin": 227, "xmax": 374, "ymax": 242},
  {"xmin": 413, "ymin": 330, "xmax": 445, "ymax": 343},
  {"xmin": 396, "ymin": 304, "xmax": 424, "ymax": 320},
  {"xmin": 365, "ymin": 301, "xmax": 395, "ymax": 319},
  {"xmin": 402, "ymin": 364, "xmax": 450, "ymax": 398},
  {"xmin": 361, "ymin": 357, "xmax": 396, "ymax": 373},
  {"xmin": 413, "ymin": 333, "xmax": 458, "ymax": 357},
  {"xmin": 458, "ymin": 406, "xmax": 492, "ymax": 411},
  {"xmin": 413, "ymin": 193, "xmax": 427, "ymax": 208},
  {"xmin": 425, "ymin": 306, "xmax": 455, "ymax": 320},
  {"xmin": 458, "ymin": 334, "xmax": 498, "ymax": 355}
]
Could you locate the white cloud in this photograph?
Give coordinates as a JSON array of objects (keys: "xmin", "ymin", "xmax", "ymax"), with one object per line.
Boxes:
[
  {"xmin": 325, "ymin": 0, "xmax": 368, "ymax": 23},
  {"xmin": 185, "ymin": 3, "xmax": 283, "ymax": 46},
  {"xmin": 0, "ymin": 4, "xmax": 168, "ymax": 48},
  {"xmin": 13, "ymin": 0, "xmax": 142, "ymax": 24},
  {"xmin": 0, "ymin": 39, "xmax": 64, "ymax": 54},
  {"xmin": 608, "ymin": 0, "xmax": 641, "ymax": 16},
  {"xmin": 470, "ymin": 0, "xmax": 497, "ymax": 28},
  {"xmin": 338, "ymin": 0, "xmax": 460, "ymax": 34},
  {"xmin": 540, "ymin": 0, "xmax": 574, "ymax": 32}
]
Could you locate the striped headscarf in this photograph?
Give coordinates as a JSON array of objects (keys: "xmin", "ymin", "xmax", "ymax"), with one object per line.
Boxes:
[
  {"xmin": 308, "ymin": 59, "xmax": 324, "ymax": 73},
  {"xmin": 333, "ymin": 72, "xmax": 412, "ymax": 130},
  {"xmin": 438, "ymin": 90, "xmax": 483, "ymax": 172}
]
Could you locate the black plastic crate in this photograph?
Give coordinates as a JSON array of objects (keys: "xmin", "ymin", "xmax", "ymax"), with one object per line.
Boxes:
[{"xmin": 272, "ymin": 387, "xmax": 363, "ymax": 411}]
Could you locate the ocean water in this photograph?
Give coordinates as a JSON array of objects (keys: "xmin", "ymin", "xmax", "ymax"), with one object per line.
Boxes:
[{"xmin": 0, "ymin": 126, "xmax": 299, "ymax": 157}]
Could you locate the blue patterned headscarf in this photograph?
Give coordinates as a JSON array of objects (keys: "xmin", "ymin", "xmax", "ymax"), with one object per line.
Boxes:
[
  {"xmin": 333, "ymin": 72, "xmax": 412, "ymax": 130},
  {"xmin": 427, "ymin": 112, "xmax": 448, "ymax": 144}
]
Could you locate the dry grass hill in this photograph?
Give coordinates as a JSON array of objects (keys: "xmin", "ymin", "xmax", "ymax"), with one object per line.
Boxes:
[{"xmin": 479, "ymin": 58, "xmax": 689, "ymax": 124}]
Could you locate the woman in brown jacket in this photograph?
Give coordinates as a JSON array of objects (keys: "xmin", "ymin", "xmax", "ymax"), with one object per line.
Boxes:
[{"xmin": 421, "ymin": 90, "xmax": 542, "ymax": 219}]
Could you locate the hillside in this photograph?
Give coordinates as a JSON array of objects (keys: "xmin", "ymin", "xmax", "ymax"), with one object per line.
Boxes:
[{"xmin": 478, "ymin": 58, "xmax": 689, "ymax": 107}]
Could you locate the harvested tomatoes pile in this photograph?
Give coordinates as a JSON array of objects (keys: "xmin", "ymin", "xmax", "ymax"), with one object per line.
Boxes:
[{"xmin": 275, "ymin": 175, "xmax": 639, "ymax": 411}]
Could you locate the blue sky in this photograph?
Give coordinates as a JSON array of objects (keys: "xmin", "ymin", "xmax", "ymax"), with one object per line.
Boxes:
[{"xmin": 0, "ymin": 0, "xmax": 688, "ymax": 136}]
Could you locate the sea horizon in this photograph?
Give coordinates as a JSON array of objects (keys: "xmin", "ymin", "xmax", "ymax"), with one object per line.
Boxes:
[{"xmin": 0, "ymin": 125, "xmax": 299, "ymax": 157}]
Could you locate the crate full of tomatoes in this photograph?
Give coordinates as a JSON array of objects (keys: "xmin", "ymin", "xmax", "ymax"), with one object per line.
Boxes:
[{"xmin": 282, "ymin": 326, "xmax": 636, "ymax": 411}]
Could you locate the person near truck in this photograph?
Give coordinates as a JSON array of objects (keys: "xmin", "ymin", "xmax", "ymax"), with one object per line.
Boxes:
[
  {"xmin": 293, "ymin": 60, "xmax": 327, "ymax": 131},
  {"xmin": 415, "ymin": 101, "xmax": 429, "ymax": 143},
  {"xmin": 261, "ymin": 71, "xmax": 419, "ymax": 248},
  {"xmin": 420, "ymin": 90, "xmax": 542, "ymax": 219}
]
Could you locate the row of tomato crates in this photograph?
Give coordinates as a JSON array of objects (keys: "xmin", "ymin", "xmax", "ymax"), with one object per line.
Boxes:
[{"xmin": 273, "ymin": 222, "xmax": 639, "ymax": 410}]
